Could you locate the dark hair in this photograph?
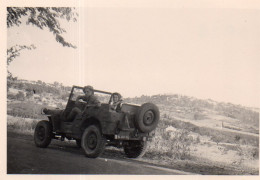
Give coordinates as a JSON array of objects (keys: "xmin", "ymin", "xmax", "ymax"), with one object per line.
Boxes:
[
  {"xmin": 83, "ymin": 85, "xmax": 94, "ymax": 94},
  {"xmin": 112, "ymin": 92, "xmax": 122, "ymax": 100}
]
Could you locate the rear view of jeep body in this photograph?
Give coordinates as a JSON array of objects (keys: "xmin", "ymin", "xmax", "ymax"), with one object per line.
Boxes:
[{"xmin": 34, "ymin": 86, "xmax": 160, "ymax": 158}]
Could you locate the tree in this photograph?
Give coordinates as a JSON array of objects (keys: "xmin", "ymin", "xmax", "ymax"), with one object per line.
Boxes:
[
  {"xmin": 7, "ymin": 44, "xmax": 36, "ymax": 80},
  {"xmin": 7, "ymin": 7, "xmax": 78, "ymax": 79},
  {"xmin": 7, "ymin": 7, "xmax": 77, "ymax": 48},
  {"xmin": 53, "ymin": 81, "xmax": 60, "ymax": 87},
  {"xmin": 7, "ymin": 44, "xmax": 36, "ymax": 66},
  {"xmin": 16, "ymin": 91, "xmax": 25, "ymax": 101},
  {"xmin": 26, "ymin": 91, "xmax": 34, "ymax": 99}
]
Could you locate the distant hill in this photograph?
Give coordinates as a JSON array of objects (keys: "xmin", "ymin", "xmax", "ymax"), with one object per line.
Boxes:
[
  {"xmin": 7, "ymin": 79, "xmax": 259, "ymax": 134},
  {"xmin": 124, "ymin": 94, "xmax": 259, "ymax": 134}
]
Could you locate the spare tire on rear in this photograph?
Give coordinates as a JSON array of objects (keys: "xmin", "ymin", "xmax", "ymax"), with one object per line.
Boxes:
[{"xmin": 135, "ymin": 103, "xmax": 160, "ymax": 133}]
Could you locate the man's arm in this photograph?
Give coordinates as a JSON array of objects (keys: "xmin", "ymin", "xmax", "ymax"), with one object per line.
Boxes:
[
  {"xmin": 75, "ymin": 95, "xmax": 85, "ymax": 104},
  {"xmin": 86, "ymin": 96, "xmax": 101, "ymax": 108}
]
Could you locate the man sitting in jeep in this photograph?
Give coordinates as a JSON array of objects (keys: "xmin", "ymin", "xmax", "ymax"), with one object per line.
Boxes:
[{"xmin": 66, "ymin": 85, "xmax": 101, "ymax": 122}]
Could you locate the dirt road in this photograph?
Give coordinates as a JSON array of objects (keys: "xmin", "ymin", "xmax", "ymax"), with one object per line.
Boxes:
[{"xmin": 7, "ymin": 132, "xmax": 193, "ymax": 174}]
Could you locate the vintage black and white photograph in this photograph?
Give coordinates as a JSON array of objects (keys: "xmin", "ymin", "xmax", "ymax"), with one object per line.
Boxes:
[{"xmin": 3, "ymin": 0, "xmax": 260, "ymax": 176}]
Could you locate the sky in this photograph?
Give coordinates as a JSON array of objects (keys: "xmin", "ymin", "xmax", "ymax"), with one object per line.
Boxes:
[{"xmin": 7, "ymin": 4, "xmax": 260, "ymax": 107}]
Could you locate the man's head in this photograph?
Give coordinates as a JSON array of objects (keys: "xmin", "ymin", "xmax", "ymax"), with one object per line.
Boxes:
[{"xmin": 83, "ymin": 85, "xmax": 94, "ymax": 97}]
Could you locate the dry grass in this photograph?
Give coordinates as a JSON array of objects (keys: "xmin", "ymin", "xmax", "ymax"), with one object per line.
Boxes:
[
  {"xmin": 7, "ymin": 101, "xmax": 47, "ymax": 119},
  {"xmin": 7, "ymin": 115, "xmax": 40, "ymax": 134}
]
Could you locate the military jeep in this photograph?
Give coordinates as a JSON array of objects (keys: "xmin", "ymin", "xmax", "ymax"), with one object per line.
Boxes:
[{"xmin": 34, "ymin": 86, "xmax": 160, "ymax": 158}]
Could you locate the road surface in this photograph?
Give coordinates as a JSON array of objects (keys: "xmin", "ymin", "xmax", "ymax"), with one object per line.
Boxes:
[{"xmin": 7, "ymin": 132, "xmax": 193, "ymax": 174}]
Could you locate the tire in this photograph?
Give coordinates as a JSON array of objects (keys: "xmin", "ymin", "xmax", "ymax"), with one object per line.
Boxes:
[
  {"xmin": 81, "ymin": 125, "xmax": 106, "ymax": 158},
  {"xmin": 135, "ymin": 103, "xmax": 160, "ymax": 133},
  {"xmin": 34, "ymin": 120, "xmax": 52, "ymax": 148},
  {"xmin": 124, "ymin": 141, "xmax": 147, "ymax": 158},
  {"xmin": 76, "ymin": 139, "xmax": 81, "ymax": 148}
]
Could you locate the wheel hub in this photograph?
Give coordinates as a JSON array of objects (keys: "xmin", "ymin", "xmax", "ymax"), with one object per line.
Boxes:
[
  {"xmin": 143, "ymin": 110, "xmax": 154, "ymax": 126},
  {"xmin": 87, "ymin": 133, "xmax": 97, "ymax": 150},
  {"xmin": 37, "ymin": 126, "xmax": 45, "ymax": 141}
]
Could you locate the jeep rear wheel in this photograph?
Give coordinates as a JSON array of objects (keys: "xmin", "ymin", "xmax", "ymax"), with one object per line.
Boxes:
[
  {"xmin": 135, "ymin": 103, "xmax": 160, "ymax": 133},
  {"xmin": 124, "ymin": 141, "xmax": 147, "ymax": 158},
  {"xmin": 34, "ymin": 120, "xmax": 52, "ymax": 148},
  {"xmin": 81, "ymin": 125, "xmax": 106, "ymax": 158}
]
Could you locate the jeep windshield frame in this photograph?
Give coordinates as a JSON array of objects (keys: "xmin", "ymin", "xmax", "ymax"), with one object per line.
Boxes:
[{"xmin": 68, "ymin": 86, "xmax": 113, "ymax": 103}]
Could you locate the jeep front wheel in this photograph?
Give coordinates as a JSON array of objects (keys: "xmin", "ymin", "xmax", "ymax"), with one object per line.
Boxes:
[
  {"xmin": 124, "ymin": 140, "xmax": 147, "ymax": 158},
  {"xmin": 81, "ymin": 125, "xmax": 106, "ymax": 158},
  {"xmin": 34, "ymin": 120, "xmax": 52, "ymax": 148}
]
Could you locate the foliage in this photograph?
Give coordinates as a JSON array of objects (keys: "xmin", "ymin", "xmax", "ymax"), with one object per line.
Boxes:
[
  {"xmin": 7, "ymin": 44, "xmax": 36, "ymax": 66},
  {"xmin": 7, "ymin": 7, "xmax": 78, "ymax": 48},
  {"xmin": 7, "ymin": 7, "xmax": 78, "ymax": 79},
  {"xmin": 7, "ymin": 44, "xmax": 36, "ymax": 79}
]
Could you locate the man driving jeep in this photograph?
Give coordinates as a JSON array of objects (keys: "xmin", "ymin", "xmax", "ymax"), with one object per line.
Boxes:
[{"xmin": 66, "ymin": 85, "xmax": 101, "ymax": 122}]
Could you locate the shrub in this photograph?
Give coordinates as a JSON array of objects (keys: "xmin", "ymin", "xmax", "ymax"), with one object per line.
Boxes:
[
  {"xmin": 7, "ymin": 81, "xmax": 13, "ymax": 92},
  {"xmin": 168, "ymin": 129, "xmax": 193, "ymax": 159},
  {"xmin": 60, "ymin": 93, "xmax": 70, "ymax": 100},
  {"xmin": 251, "ymin": 148, "xmax": 259, "ymax": 159},
  {"xmin": 235, "ymin": 135, "xmax": 241, "ymax": 142},
  {"xmin": 26, "ymin": 91, "xmax": 34, "ymax": 99},
  {"xmin": 147, "ymin": 128, "xmax": 193, "ymax": 160},
  {"xmin": 7, "ymin": 93, "xmax": 16, "ymax": 100},
  {"xmin": 196, "ymin": 135, "xmax": 201, "ymax": 143},
  {"xmin": 16, "ymin": 91, "xmax": 25, "ymax": 100},
  {"xmin": 57, "ymin": 102, "xmax": 64, "ymax": 109},
  {"xmin": 194, "ymin": 112, "xmax": 206, "ymax": 120}
]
